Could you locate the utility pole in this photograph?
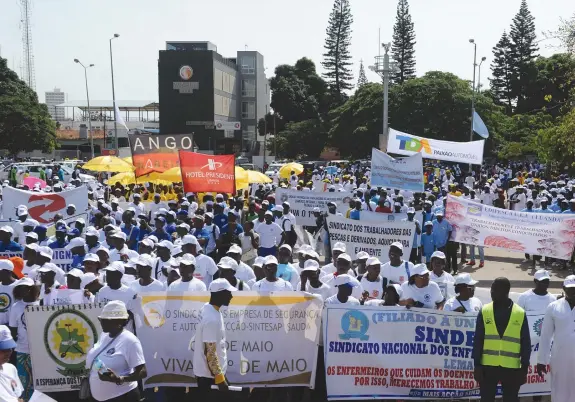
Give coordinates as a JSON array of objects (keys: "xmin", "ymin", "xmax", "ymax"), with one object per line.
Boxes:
[
  {"xmin": 369, "ymin": 43, "xmax": 393, "ymax": 152},
  {"xmin": 74, "ymin": 59, "xmax": 95, "ymax": 158},
  {"xmin": 469, "ymin": 39, "xmax": 477, "ymax": 141},
  {"xmin": 110, "ymin": 34, "xmax": 120, "ymax": 153}
]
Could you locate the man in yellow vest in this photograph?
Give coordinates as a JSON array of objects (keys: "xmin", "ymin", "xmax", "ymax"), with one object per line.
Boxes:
[{"xmin": 472, "ymin": 277, "xmax": 531, "ymax": 402}]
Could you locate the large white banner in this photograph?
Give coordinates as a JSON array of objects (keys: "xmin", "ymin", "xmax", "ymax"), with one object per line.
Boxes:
[
  {"xmin": 138, "ymin": 292, "xmax": 322, "ymax": 388},
  {"xmin": 324, "ymin": 306, "xmax": 549, "ymax": 400},
  {"xmin": 326, "ymin": 216, "xmax": 414, "ymax": 262},
  {"xmin": 370, "ymin": 148, "xmax": 424, "ymax": 192},
  {"xmin": 387, "ymin": 128, "xmax": 484, "ymax": 165},
  {"xmin": 276, "ymin": 188, "xmax": 353, "ymax": 226},
  {"xmin": 446, "ymin": 195, "xmax": 575, "ymax": 259},
  {"xmin": 26, "ymin": 303, "xmax": 105, "ymax": 393},
  {"xmin": 1, "ymin": 186, "xmax": 89, "ymax": 224}
]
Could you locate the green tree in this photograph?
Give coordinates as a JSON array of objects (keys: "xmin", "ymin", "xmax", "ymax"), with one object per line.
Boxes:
[
  {"xmin": 490, "ymin": 31, "xmax": 514, "ymax": 114},
  {"xmin": 509, "ymin": 0, "xmax": 539, "ymax": 113},
  {"xmin": 322, "ymin": 0, "xmax": 354, "ymax": 103},
  {"xmin": 357, "ymin": 60, "xmax": 368, "ymax": 88},
  {"xmin": 538, "ymin": 108, "xmax": 575, "ymax": 168},
  {"xmin": 391, "ymin": 0, "xmax": 416, "ymax": 84},
  {"xmin": 546, "ymin": 13, "xmax": 575, "ymax": 55},
  {"xmin": 267, "ymin": 119, "xmax": 328, "ymax": 159},
  {"xmin": 497, "ymin": 112, "xmax": 552, "ymax": 159},
  {"xmin": 0, "ymin": 57, "xmax": 56, "ymax": 156}
]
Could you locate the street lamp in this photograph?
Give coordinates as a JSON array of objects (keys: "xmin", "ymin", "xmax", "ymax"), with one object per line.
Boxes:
[
  {"xmin": 477, "ymin": 56, "xmax": 487, "ymax": 93},
  {"xmin": 110, "ymin": 33, "xmax": 120, "ymax": 153},
  {"xmin": 74, "ymin": 59, "xmax": 95, "ymax": 158},
  {"xmin": 469, "ymin": 39, "xmax": 477, "ymax": 142},
  {"xmin": 369, "ymin": 42, "xmax": 394, "ymax": 151}
]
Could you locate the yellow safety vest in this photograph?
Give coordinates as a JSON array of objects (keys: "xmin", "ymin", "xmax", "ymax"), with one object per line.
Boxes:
[{"xmin": 480, "ymin": 302, "xmax": 525, "ymax": 369}]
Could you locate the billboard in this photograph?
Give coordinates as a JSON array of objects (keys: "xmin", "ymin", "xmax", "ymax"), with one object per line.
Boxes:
[{"xmin": 128, "ymin": 133, "xmax": 194, "ymax": 177}]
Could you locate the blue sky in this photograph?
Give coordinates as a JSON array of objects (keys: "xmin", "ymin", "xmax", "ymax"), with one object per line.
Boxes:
[{"xmin": 0, "ymin": 0, "xmax": 573, "ymax": 103}]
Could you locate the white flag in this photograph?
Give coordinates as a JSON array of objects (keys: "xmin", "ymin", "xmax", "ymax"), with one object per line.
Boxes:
[{"xmin": 114, "ymin": 103, "xmax": 129, "ymax": 131}]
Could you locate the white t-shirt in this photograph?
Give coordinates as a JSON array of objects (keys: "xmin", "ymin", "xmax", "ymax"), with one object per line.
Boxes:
[
  {"xmin": 429, "ymin": 271, "xmax": 455, "ymax": 300},
  {"xmin": 129, "ymin": 279, "xmax": 166, "ymax": 293},
  {"xmin": 360, "ymin": 276, "xmax": 385, "ymax": 300},
  {"xmin": 193, "ymin": 303, "xmax": 227, "ymax": 379},
  {"xmin": 168, "ymin": 278, "xmax": 207, "ymax": 292},
  {"xmin": 194, "ymin": 254, "xmax": 219, "ymax": 287},
  {"xmin": 9, "ymin": 300, "xmax": 40, "ymax": 353},
  {"xmin": 235, "ymin": 261, "xmax": 256, "ymax": 283},
  {"xmin": 0, "ymin": 282, "xmax": 18, "ymax": 325},
  {"xmin": 400, "ymin": 281, "xmax": 444, "ymax": 309},
  {"xmin": 381, "ymin": 260, "xmax": 414, "ymax": 285},
  {"xmin": 324, "ymin": 295, "xmax": 360, "ymax": 305},
  {"xmin": 96, "ymin": 285, "xmax": 137, "ymax": 310},
  {"xmin": 87, "ymin": 330, "xmax": 145, "ymax": 402},
  {"xmin": 0, "ymin": 363, "xmax": 23, "ymax": 402},
  {"xmin": 320, "ymin": 263, "xmax": 336, "ymax": 279},
  {"xmin": 252, "ymin": 278, "xmax": 293, "ymax": 292},
  {"xmin": 517, "ymin": 290, "xmax": 557, "ymax": 312},
  {"xmin": 443, "ymin": 296, "xmax": 483, "ymax": 312},
  {"xmin": 256, "ymin": 223, "xmax": 283, "ymax": 248},
  {"xmin": 302, "ymin": 282, "xmax": 332, "ymax": 301},
  {"xmin": 109, "ymin": 247, "xmax": 139, "ymax": 263}
]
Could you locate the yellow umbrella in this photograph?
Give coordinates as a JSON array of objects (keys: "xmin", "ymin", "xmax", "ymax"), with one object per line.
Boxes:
[
  {"xmin": 279, "ymin": 162, "xmax": 303, "ymax": 179},
  {"xmin": 107, "ymin": 171, "xmax": 171, "ymax": 185},
  {"xmin": 158, "ymin": 167, "xmax": 183, "ymax": 182},
  {"xmin": 235, "ymin": 166, "xmax": 249, "ymax": 190},
  {"xmin": 246, "ymin": 170, "xmax": 272, "ymax": 184},
  {"xmin": 122, "ymin": 156, "xmax": 133, "ymax": 164},
  {"xmin": 83, "ymin": 156, "xmax": 135, "ymax": 173}
]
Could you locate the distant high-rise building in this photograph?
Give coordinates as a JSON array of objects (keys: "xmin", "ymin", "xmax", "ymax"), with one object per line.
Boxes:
[{"xmin": 45, "ymin": 88, "xmax": 66, "ymax": 121}]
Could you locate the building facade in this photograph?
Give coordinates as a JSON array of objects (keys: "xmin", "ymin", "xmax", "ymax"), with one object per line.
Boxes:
[
  {"xmin": 45, "ymin": 88, "xmax": 66, "ymax": 120},
  {"xmin": 158, "ymin": 41, "xmax": 268, "ymax": 156}
]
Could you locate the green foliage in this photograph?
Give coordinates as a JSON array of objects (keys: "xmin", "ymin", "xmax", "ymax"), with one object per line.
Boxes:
[
  {"xmin": 537, "ymin": 108, "xmax": 575, "ymax": 167},
  {"xmin": 391, "ymin": 0, "xmax": 416, "ymax": 84},
  {"xmin": 267, "ymin": 119, "xmax": 328, "ymax": 159},
  {"xmin": 490, "ymin": 31, "xmax": 514, "ymax": 113},
  {"xmin": 0, "ymin": 57, "xmax": 56, "ymax": 156},
  {"xmin": 322, "ymin": 0, "xmax": 354, "ymax": 103},
  {"xmin": 357, "ymin": 60, "xmax": 368, "ymax": 88}
]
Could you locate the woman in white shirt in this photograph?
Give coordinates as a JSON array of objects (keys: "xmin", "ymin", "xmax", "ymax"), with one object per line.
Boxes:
[
  {"xmin": 443, "ymin": 273, "xmax": 483, "ymax": 313},
  {"xmin": 86, "ymin": 300, "xmax": 146, "ymax": 402},
  {"xmin": 8, "ymin": 278, "xmax": 39, "ymax": 401},
  {"xmin": 0, "ymin": 325, "xmax": 23, "ymax": 402},
  {"xmin": 428, "ymin": 251, "xmax": 455, "ymax": 300},
  {"xmin": 399, "ymin": 264, "xmax": 445, "ymax": 309}
]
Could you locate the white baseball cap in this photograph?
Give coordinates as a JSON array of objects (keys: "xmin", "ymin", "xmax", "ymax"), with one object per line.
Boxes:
[
  {"xmin": 279, "ymin": 244, "xmax": 292, "ymax": 253},
  {"xmin": 179, "ymin": 253, "xmax": 197, "ymax": 266},
  {"xmin": 157, "ymin": 240, "xmax": 173, "ymax": 252},
  {"xmin": 85, "ymin": 227, "xmax": 99, "ymax": 237},
  {"xmin": 39, "ymin": 246, "xmax": 53, "ymax": 260},
  {"xmin": 136, "ymin": 255, "xmax": 154, "ymax": 268},
  {"xmin": 25, "ymin": 232, "xmax": 38, "ymax": 240},
  {"xmin": 564, "ymin": 275, "xmax": 575, "ymax": 288},
  {"xmin": 410, "ymin": 263, "xmax": 430, "ymax": 277},
  {"xmin": 0, "ymin": 226, "xmax": 14, "ymax": 235},
  {"xmin": 253, "ymin": 256, "xmax": 265, "ymax": 267},
  {"xmin": 140, "ymin": 238, "xmax": 154, "ymax": 248},
  {"xmin": 217, "ymin": 256, "xmax": 238, "ymax": 271},
  {"xmin": 84, "ymin": 253, "xmax": 100, "ymax": 263},
  {"xmin": 99, "ymin": 300, "xmax": 129, "ymax": 320},
  {"xmin": 227, "ymin": 244, "xmax": 242, "ymax": 255},
  {"xmin": 337, "ymin": 253, "xmax": 352, "ymax": 262},
  {"xmin": 390, "ymin": 242, "xmax": 404, "ymax": 250},
  {"xmin": 182, "ymin": 235, "xmax": 199, "ymax": 246},
  {"xmin": 104, "ymin": 261, "xmax": 125, "ymax": 275},
  {"xmin": 332, "ymin": 242, "xmax": 346, "ymax": 252},
  {"xmin": 0, "ymin": 260, "xmax": 14, "ymax": 272},
  {"xmin": 264, "ymin": 255, "xmax": 278, "ymax": 265},
  {"xmin": 177, "ymin": 223, "xmax": 190, "ymax": 231},
  {"xmin": 386, "ymin": 283, "xmax": 403, "ymax": 299},
  {"xmin": 67, "ymin": 268, "xmax": 84, "ymax": 278},
  {"xmin": 356, "ymin": 251, "xmax": 369, "ymax": 260},
  {"xmin": 15, "ymin": 277, "xmax": 35, "ymax": 287},
  {"xmin": 38, "ymin": 263, "xmax": 58, "ymax": 273},
  {"xmin": 454, "ymin": 273, "xmax": 478, "ymax": 286},
  {"xmin": 208, "ymin": 278, "xmax": 237, "ymax": 292},
  {"xmin": 0, "ymin": 325, "xmax": 17, "ymax": 350},
  {"xmin": 431, "ymin": 251, "xmax": 446, "ymax": 259},
  {"xmin": 302, "ymin": 260, "xmax": 320, "ymax": 272},
  {"xmin": 534, "ymin": 269, "xmax": 551, "ymax": 281},
  {"xmin": 81, "ymin": 272, "xmax": 99, "ymax": 289},
  {"xmin": 17, "ymin": 206, "xmax": 28, "ymax": 216},
  {"xmin": 366, "ymin": 256, "xmax": 381, "ymax": 266},
  {"xmin": 334, "ymin": 274, "xmax": 359, "ymax": 287},
  {"xmin": 65, "ymin": 237, "xmax": 86, "ymax": 251},
  {"xmin": 110, "ymin": 231, "xmax": 127, "ymax": 241},
  {"xmin": 25, "ymin": 243, "xmax": 38, "ymax": 251}
]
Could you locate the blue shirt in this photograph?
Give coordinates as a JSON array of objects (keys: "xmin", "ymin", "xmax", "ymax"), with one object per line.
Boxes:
[
  {"xmin": 536, "ymin": 208, "xmax": 554, "ymax": 213},
  {"xmin": 192, "ymin": 228, "xmax": 210, "ymax": 242},
  {"xmin": 432, "ymin": 219, "xmax": 452, "ymax": 248},
  {"xmin": 349, "ymin": 210, "xmax": 361, "ymax": 221},
  {"xmin": 550, "ymin": 203, "xmax": 562, "ymax": 212},
  {"xmin": 521, "ymin": 208, "xmax": 535, "ymax": 213},
  {"xmin": 213, "ymin": 214, "xmax": 228, "ymax": 230},
  {"xmin": 562, "ymin": 209, "xmax": 575, "ymax": 214},
  {"xmin": 121, "ymin": 225, "xmax": 141, "ymax": 250},
  {"xmin": 48, "ymin": 240, "xmax": 69, "ymax": 250},
  {"xmin": 138, "ymin": 228, "xmax": 151, "ymax": 241},
  {"xmin": 421, "ymin": 233, "xmax": 435, "ymax": 257},
  {"xmin": 149, "ymin": 230, "xmax": 171, "ymax": 242},
  {"xmin": 71, "ymin": 254, "xmax": 85, "ymax": 269},
  {"xmin": 0, "ymin": 241, "xmax": 24, "ymax": 252},
  {"xmin": 221, "ymin": 224, "xmax": 244, "ymax": 236},
  {"xmin": 422, "ymin": 211, "xmax": 435, "ymax": 224},
  {"xmin": 165, "ymin": 223, "xmax": 177, "ymax": 235},
  {"xmin": 277, "ymin": 263, "xmax": 298, "ymax": 282}
]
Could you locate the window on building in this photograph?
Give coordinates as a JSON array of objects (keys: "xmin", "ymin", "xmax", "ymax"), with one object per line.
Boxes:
[
  {"xmin": 240, "ymin": 56, "xmax": 255, "ymax": 74},
  {"xmin": 241, "ymin": 101, "xmax": 255, "ymax": 119},
  {"xmin": 241, "ymin": 79, "xmax": 256, "ymax": 97},
  {"xmin": 242, "ymin": 125, "xmax": 256, "ymax": 141},
  {"xmin": 214, "ymin": 69, "xmax": 223, "ymax": 91}
]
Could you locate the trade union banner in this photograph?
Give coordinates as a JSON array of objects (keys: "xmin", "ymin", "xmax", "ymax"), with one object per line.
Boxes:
[
  {"xmin": 138, "ymin": 292, "xmax": 322, "ymax": 388},
  {"xmin": 275, "ymin": 188, "xmax": 353, "ymax": 226},
  {"xmin": 386, "ymin": 128, "xmax": 484, "ymax": 165},
  {"xmin": 324, "ymin": 306, "xmax": 550, "ymax": 400},
  {"xmin": 178, "ymin": 150, "xmax": 235, "ymax": 194},
  {"xmin": 446, "ymin": 195, "xmax": 575, "ymax": 259},
  {"xmin": 128, "ymin": 133, "xmax": 195, "ymax": 177},
  {"xmin": 26, "ymin": 303, "xmax": 105, "ymax": 393},
  {"xmin": 370, "ymin": 148, "xmax": 424, "ymax": 192},
  {"xmin": 1, "ymin": 186, "xmax": 88, "ymax": 224},
  {"xmin": 325, "ymin": 215, "xmax": 414, "ymax": 262}
]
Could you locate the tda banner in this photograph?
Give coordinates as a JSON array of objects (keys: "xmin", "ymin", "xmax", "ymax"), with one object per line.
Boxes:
[
  {"xmin": 178, "ymin": 150, "xmax": 235, "ymax": 194},
  {"xmin": 370, "ymin": 148, "xmax": 424, "ymax": 192},
  {"xmin": 387, "ymin": 128, "xmax": 484, "ymax": 165},
  {"xmin": 128, "ymin": 133, "xmax": 194, "ymax": 177},
  {"xmin": 1, "ymin": 186, "xmax": 88, "ymax": 224}
]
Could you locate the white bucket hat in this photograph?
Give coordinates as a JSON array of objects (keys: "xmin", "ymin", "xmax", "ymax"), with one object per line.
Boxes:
[{"xmin": 98, "ymin": 300, "xmax": 129, "ymax": 320}]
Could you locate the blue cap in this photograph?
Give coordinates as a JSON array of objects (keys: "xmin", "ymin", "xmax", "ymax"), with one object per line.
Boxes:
[
  {"xmin": 177, "ymin": 210, "xmax": 189, "ymax": 216},
  {"xmin": 56, "ymin": 227, "xmax": 67, "ymax": 233},
  {"xmin": 155, "ymin": 216, "xmax": 166, "ymax": 223},
  {"xmin": 67, "ymin": 228, "xmax": 80, "ymax": 236},
  {"xmin": 34, "ymin": 225, "xmax": 47, "ymax": 233}
]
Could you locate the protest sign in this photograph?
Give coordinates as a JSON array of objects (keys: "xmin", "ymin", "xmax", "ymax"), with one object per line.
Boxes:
[
  {"xmin": 46, "ymin": 289, "xmax": 85, "ymax": 305},
  {"xmin": 324, "ymin": 306, "xmax": 549, "ymax": 400},
  {"xmin": 446, "ymin": 195, "xmax": 575, "ymax": 259},
  {"xmin": 387, "ymin": 128, "xmax": 484, "ymax": 165},
  {"xmin": 1, "ymin": 186, "xmax": 89, "ymax": 224},
  {"xmin": 51, "ymin": 248, "xmax": 74, "ymax": 272},
  {"xmin": 370, "ymin": 148, "xmax": 424, "ymax": 192},
  {"xmin": 178, "ymin": 150, "xmax": 235, "ymax": 194},
  {"xmin": 325, "ymin": 216, "xmax": 414, "ymax": 261},
  {"xmin": 26, "ymin": 303, "xmax": 105, "ymax": 393},
  {"xmin": 275, "ymin": 188, "xmax": 353, "ymax": 226},
  {"xmin": 128, "ymin": 133, "xmax": 194, "ymax": 177},
  {"xmin": 138, "ymin": 291, "xmax": 322, "ymax": 388}
]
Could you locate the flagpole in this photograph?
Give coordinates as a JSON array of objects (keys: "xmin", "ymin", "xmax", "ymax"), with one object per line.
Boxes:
[{"xmin": 110, "ymin": 34, "xmax": 120, "ymax": 153}]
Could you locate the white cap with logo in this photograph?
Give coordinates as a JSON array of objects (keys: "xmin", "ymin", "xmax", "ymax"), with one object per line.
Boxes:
[{"xmin": 209, "ymin": 278, "xmax": 237, "ymax": 292}]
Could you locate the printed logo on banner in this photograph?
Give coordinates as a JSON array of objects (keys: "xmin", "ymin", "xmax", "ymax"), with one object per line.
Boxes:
[
  {"xmin": 0, "ymin": 293, "xmax": 11, "ymax": 313},
  {"xmin": 396, "ymin": 135, "xmax": 431, "ymax": 153},
  {"xmin": 142, "ymin": 302, "xmax": 167, "ymax": 328},
  {"xmin": 279, "ymin": 192, "xmax": 289, "ymax": 204},
  {"xmin": 339, "ymin": 310, "xmax": 369, "ymax": 341},
  {"xmin": 28, "ymin": 193, "xmax": 67, "ymax": 224},
  {"xmin": 467, "ymin": 205, "xmax": 482, "ymax": 216},
  {"xmin": 44, "ymin": 309, "xmax": 98, "ymax": 376}
]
